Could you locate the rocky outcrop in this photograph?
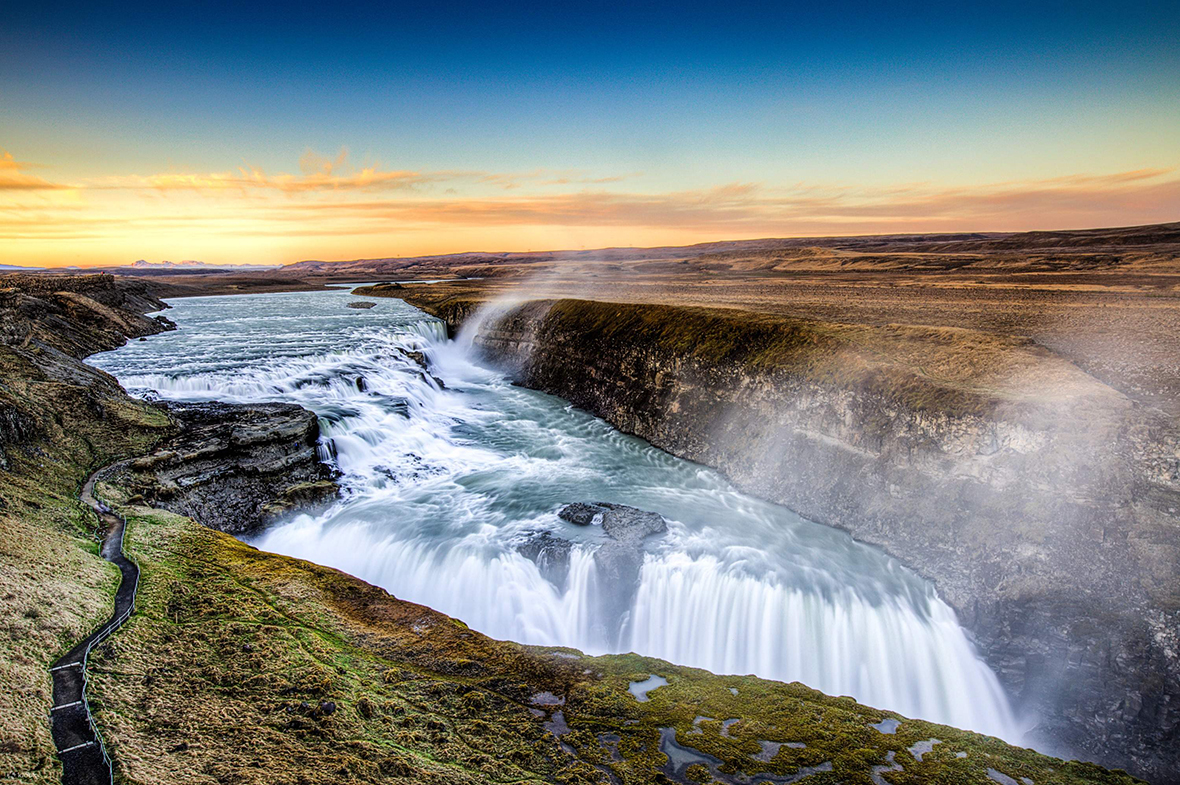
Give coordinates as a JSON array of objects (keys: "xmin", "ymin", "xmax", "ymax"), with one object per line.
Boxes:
[
  {"xmin": 412, "ymin": 295, "xmax": 1180, "ymax": 784},
  {"xmin": 0, "ymin": 273, "xmax": 173, "ymax": 358},
  {"xmin": 109, "ymin": 402, "xmax": 338, "ymax": 535},
  {"xmin": 0, "ymin": 273, "xmax": 338, "ymax": 535},
  {"xmin": 520, "ymin": 502, "xmax": 668, "ymax": 648},
  {"xmin": 0, "ymin": 274, "xmax": 176, "ymax": 469}
]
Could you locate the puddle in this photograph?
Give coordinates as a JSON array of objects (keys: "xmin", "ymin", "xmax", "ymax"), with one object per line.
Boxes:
[
  {"xmin": 689, "ymin": 715, "xmax": 715, "ymax": 735},
  {"xmin": 531, "ymin": 691, "xmax": 565, "ymax": 706},
  {"xmin": 543, "ymin": 710, "xmax": 577, "ymax": 757},
  {"xmin": 956, "ymin": 752, "xmax": 968, "ymax": 759},
  {"xmin": 720, "ymin": 718, "xmax": 741, "ymax": 737},
  {"xmin": 908, "ymin": 738, "xmax": 941, "ymax": 762},
  {"xmin": 629, "ymin": 674, "xmax": 669, "ymax": 702},
  {"xmin": 986, "ymin": 770, "xmax": 1033, "ymax": 785},
  {"xmin": 786, "ymin": 742, "xmax": 807, "ymax": 749},
  {"xmin": 543, "ymin": 710, "xmax": 570, "ymax": 737},
  {"xmin": 752, "ymin": 740, "xmax": 782, "ymax": 762},
  {"xmin": 870, "ymin": 718, "xmax": 900, "ymax": 734},
  {"xmin": 598, "ymin": 732, "xmax": 623, "ymax": 762},
  {"xmin": 730, "ymin": 687, "xmax": 739, "ymax": 696},
  {"xmin": 871, "ymin": 750, "xmax": 904, "ymax": 785},
  {"xmin": 659, "ymin": 727, "xmax": 832, "ymax": 784}
]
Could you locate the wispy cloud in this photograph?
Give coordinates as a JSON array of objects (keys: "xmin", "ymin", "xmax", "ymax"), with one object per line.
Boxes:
[
  {"xmin": 74, "ymin": 149, "xmax": 641, "ymax": 196},
  {"xmin": 250, "ymin": 170, "xmax": 1180, "ymax": 232},
  {"xmin": 89, "ymin": 148, "xmax": 432, "ymax": 194},
  {"xmin": 3, "ymin": 148, "xmax": 1177, "ymax": 266},
  {"xmin": 0, "ymin": 151, "xmax": 70, "ymax": 191}
]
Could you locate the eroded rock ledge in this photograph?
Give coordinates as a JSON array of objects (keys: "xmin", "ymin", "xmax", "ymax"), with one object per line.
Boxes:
[
  {"xmin": 108, "ymin": 401, "xmax": 339, "ymax": 536},
  {"xmin": 400, "ymin": 293, "xmax": 1180, "ymax": 784}
]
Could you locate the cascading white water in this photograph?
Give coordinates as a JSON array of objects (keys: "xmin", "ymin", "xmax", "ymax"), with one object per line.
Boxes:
[{"xmin": 89, "ymin": 287, "xmax": 1022, "ymax": 742}]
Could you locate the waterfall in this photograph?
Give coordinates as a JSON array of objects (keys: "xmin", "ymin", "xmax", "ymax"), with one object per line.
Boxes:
[{"xmin": 88, "ymin": 288, "xmax": 1023, "ymax": 743}]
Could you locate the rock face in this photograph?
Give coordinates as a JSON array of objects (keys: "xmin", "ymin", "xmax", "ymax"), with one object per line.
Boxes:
[
  {"xmin": 0, "ymin": 273, "xmax": 173, "ymax": 358},
  {"xmin": 0, "ymin": 273, "xmax": 339, "ymax": 537},
  {"xmin": 415, "ymin": 295, "xmax": 1180, "ymax": 784},
  {"xmin": 112, "ymin": 402, "xmax": 339, "ymax": 535},
  {"xmin": 0, "ymin": 274, "xmax": 175, "ymax": 467},
  {"xmin": 521, "ymin": 502, "xmax": 668, "ymax": 647},
  {"xmin": 517, "ymin": 530, "xmax": 574, "ymax": 589}
]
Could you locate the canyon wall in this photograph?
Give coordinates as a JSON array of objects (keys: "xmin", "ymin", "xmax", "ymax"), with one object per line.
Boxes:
[{"xmin": 410, "ymin": 294, "xmax": 1180, "ymax": 783}]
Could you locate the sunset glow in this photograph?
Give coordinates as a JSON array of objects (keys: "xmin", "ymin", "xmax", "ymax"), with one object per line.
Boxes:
[{"xmin": 2, "ymin": 1, "xmax": 1178, "ymax": 267}]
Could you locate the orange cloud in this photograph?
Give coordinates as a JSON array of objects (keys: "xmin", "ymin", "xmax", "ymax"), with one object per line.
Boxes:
[
  {"xmin": 2, "ymin": 149, "xmax": 1177, "ymax": 268},
  {"xmin": 256, "ymin": 171, "xmax": 1180, "ymax": 232},
  {"xmin": 0, "ymin": 151, "xmax": 69, "ymax": 191}
]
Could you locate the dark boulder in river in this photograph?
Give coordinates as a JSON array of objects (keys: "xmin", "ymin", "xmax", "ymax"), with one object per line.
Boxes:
[
  {"xmin": 516, "ymin": 530, "xmax": 574, "ymax": 590},
  {"xmin": 347, "ymin": 301, "xmax": 377, "ymax": 309},
  {"xmin": 548, "ymin": 502, "xmax": 668, "ymax": 646},
  {"xmin": 558, "ymin": 501, "xmax": 668, "ymax": 542}
]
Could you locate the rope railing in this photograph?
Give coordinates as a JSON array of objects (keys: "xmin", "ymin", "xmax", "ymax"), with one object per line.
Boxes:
[{"xmin": 50, "ymin": 478, "xmax": 141, "ymax": 785}]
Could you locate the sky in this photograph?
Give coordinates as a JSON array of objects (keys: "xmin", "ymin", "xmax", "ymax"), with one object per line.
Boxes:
[{"xmin": 1, "ymin": 0, "xmax": 1178, "ymax": 267}]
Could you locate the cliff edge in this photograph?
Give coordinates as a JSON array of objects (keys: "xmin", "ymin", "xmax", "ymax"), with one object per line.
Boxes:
[{"xmin": 393, "ymin": 290, "xmax": 1180, "ymax": 784}]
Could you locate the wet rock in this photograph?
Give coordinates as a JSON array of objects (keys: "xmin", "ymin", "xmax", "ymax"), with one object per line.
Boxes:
[
  {"xmin": 405, "ymin": 350, "xmax": 428, "ymax": 368},
  {"xmin": 346, "ymin": 301, "xmax": 377, "ymax": 309},
  {"xmin": 111, "ymin": 401, "xmax": 339, "ymax": 535},
  {"xmin": 598, "ymin": 502, "xmax": 667, "ymax": 543},
  {"xmin": 558, "ymin": 502, "xmax": 668, "ymax": 647},
  {"xmin": 517, "ymin": 531, "xmax": 573, "ymax": 590},
  {"xmin": 557, "ymin": 501, "xmax": 668, "ymax": 542},
  {"xmin": 558, "ymin": 502, "xmax": 604, "ymax": 526}
]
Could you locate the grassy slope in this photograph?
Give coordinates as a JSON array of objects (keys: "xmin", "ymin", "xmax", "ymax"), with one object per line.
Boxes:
[{"xmin": 0, "ymin": 347, "xmax": 171, "ymax": 783}]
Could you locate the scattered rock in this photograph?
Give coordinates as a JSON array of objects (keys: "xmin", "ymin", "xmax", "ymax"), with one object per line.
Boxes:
[
  {"xmin": 558, "ymin": 502, "xmax": 604, "ymax": 526},
  {"xmin": 557, "ymin": 501, "xmax": 667, "ymax": 542}
]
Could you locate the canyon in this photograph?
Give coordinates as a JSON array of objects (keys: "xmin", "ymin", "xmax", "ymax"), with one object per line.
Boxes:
[
  {"xmin": 386, "ymin": 288, "xmax": 1180, "ymax": 783},
  {"xmin": 0, "ymin": 266, "xmax": 1166, "ymax": 785}
]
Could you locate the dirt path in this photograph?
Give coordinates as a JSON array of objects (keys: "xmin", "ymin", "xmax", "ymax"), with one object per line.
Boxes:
[{"xmin": 49, "ymin": 466, "xmax": 139, "ymax": 785}]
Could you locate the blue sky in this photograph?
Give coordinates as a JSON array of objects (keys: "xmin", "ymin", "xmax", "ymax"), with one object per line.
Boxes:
[{"xmin": 1, "ymin": 1, "xmax": 1178, "ymax": 265}]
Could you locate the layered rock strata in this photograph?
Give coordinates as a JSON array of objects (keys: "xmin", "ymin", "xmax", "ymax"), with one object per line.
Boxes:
[{"xmin": 405, "ymin": 293, "xmax": 1180, "ymax": 784}]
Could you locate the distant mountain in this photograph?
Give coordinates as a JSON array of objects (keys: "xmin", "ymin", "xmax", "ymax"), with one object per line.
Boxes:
[
  {"xmin": 128, "ymin": 259, "xmax": 279, "ymax": 271},
  {"xmin": 276, "ymin": 221, "xmax": 1180, "ymax": 278},
  {"xmin": 0, "ymin": 264, "xmax": 46, "ymax": 271}
]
